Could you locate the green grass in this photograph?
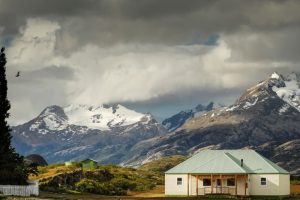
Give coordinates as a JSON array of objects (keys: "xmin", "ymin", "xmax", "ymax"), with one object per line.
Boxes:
[
  {"xmin": 291, "ymin": 180, "xmax": 300, "ymax": 185},
  {"xmin": 291, "ymin": 176, "xmax": 300, "ymax": 185},
  {"xmin": 250, "ymin": 195, "xmax": 291, "ymax": 200},
  {"xmin": 205, "ymin": 194, "xmax": 238, "ymax": 199}
]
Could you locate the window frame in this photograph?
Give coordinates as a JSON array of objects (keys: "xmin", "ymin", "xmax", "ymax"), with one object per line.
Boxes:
[
  {"xmin": 227, "ymin": 178, "xmax": 235, "ymax": 186},
  {"xmin": 203, "ymin": 178, "xmax": 211, "ymax": 186},
  {"xmin": 260, "ymin": 177, "xmax": 267, "ymax": 186},
  {"xmin": 177, "ymin": 177, "xmax": 183, "ymax": 186}
]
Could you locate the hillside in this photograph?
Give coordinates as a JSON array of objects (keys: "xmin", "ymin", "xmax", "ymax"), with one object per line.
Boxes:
[
  {"xmin": 139, "ymin": 155, "xmax": 187, "ymax": 174},
  {"xmin": 34, "ymin": 163, "xmax": 164, "ymax": 196}
]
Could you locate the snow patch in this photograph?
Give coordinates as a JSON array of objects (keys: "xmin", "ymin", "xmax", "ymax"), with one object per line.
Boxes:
[
  {"xmin": 225, "ymin": 105, "xmax": 239, "ymax": 112},
  {"xmin": 243, "ymin": 98, "xmax": 258, "ymax": 109},
  {"xmin": 43, "ymin": 114, "xmax": 67, "ymax": 131},
  {"xmin": 271, "ymin": 72, "xmax": 280, "ymax": 79},
  {"xmin": 279, "ymin": 104, "xmax": 290, "ymax": 115},
  {"xmin": 272, "ymin": 77, "xmax": 300, "ymax": 112},
  {"xmin": 30, "ymin": 122, "xmax": 40, "ymax": 131}
]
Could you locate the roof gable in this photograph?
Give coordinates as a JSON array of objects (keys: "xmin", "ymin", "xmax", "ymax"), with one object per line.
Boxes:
[{"xmin": 165, "ymin": 150, "xmax": 289, "ymax": 174}]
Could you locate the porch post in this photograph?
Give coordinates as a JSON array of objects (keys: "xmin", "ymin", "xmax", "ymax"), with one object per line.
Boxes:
[
  {"xmin": 196, "ymin": 175, "xmax": 198, "ymax": 196},
  {"xmin": 187, "ymin": 174, "xmax": 189, "ymax": 196},
  {"xmin": 235, "ymin": 174, "xmax": 237, "ymax": 195},
  {"xmin": 220, "ymin": 174, "xmax": 222, "ymax": 194},
  {"xmin": 210, "ymin": 174, "xmax": 213, "ymax": 194},
  {"xmin": 244, "ymin": 174, "xmax": 247, "ymax": 196}
]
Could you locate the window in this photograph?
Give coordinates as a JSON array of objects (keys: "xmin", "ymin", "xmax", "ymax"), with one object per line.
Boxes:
[
  {"xmin": 227, "ymin": 178, "xmax": 235, "ymax": 186},
  {"xmin": 260, "ymin": 177, "xmax": 267, "ymax": 186},
  {"xmin": 177, "ymin": 177, "xmax": 183, "ymax": 185},
  {"xmin": 203, "ymin": 179, "xmax": 211, "ymax": 186}
]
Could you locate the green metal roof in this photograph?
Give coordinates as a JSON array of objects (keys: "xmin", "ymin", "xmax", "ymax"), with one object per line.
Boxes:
[{"xmin": 165, "ymin": 150, "xmax": 289, "ymax": 174}]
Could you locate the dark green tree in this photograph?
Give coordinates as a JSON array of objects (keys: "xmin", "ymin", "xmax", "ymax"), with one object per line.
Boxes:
[{"xmin": 0, "ymin": 47, "xmax": 37, "ymax": 185}]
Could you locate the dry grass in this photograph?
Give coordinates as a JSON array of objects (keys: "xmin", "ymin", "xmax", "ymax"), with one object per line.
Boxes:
[
  {"xmin": 128, "ymin": 185, "xmax": 165, "ymax": 197},
  {"xmin": 29, "ymin": 164, "xmax": 80, "ymax": 180},
  {"xmin": 291, "ymin": 184, "xmax": 300, "ymax": 195}
]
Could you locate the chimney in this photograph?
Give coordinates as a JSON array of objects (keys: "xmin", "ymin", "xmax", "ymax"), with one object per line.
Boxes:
[{"xmin": 241, "ymin": 159, "xmax": 244, "ymax": 167}]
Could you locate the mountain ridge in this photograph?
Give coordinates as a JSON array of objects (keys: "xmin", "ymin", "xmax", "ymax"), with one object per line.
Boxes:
[
  {"xmin": 121, "ymin": 72, "xmax": 300, "ymax": 175},
  {"xmin": 11, "ymin": 104, "xmax": 167, "ymax": 164}
]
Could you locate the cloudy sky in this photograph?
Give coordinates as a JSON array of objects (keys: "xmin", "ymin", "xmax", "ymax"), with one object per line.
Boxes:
[{"xmin": 1, "ymin": 0, "xmax": 300, "ymax": 124}]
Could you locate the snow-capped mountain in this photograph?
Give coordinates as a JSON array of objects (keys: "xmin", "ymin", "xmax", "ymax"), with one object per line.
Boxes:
[
  {"xmin": 162, "ymin": 102, "xmax": 214, "ymax": 132},
  {"xmin": 11, "ymin": 104, "xmax": 167, "ymax": 164},
  {"xmin": 123, "ymin": 72, "xmax": 300, "ymax": 175},
  {"xmin": 29, "ymin": 104, "xmax": 148, "ymax": 133}
]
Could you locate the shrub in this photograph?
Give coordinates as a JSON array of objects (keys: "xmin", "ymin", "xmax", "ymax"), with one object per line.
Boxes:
[
  {"xmin": 38, "ymin": 166, "xmax": 48, "ymax": 174},
  {"xmin": 75, "ymin": 178, "xmax": 126, "ymax": 195},
  {"xmin": 110, "ymin": 177, "xmax": 137, "ymax": 190},
  {"xmin": 84, "ymin": 169, "xmax": 114, "ymax": 182},
  {"xmin": 75, "ymin": 179, "xmax": 101, "ymax": 193}
]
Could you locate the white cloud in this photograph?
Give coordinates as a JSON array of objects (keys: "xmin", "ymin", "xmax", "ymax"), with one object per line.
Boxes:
[
  {"xmin": 7, "ymin": 18, "xmax": 60, "ymax": 70},
  {"xmin": 6, "ymin": 18, "xmax": 300, "ymax": 124}
]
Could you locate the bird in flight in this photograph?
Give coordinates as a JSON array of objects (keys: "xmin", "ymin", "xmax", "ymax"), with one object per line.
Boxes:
[{"xmin": 16, "ymin": 71, "xmax": 20, "ymax": 77}]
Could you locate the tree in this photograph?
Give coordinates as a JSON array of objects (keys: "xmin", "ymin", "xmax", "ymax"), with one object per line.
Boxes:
[{"xmin": 0, "ymin": 47, "xmax": 37, "ymax": 184}]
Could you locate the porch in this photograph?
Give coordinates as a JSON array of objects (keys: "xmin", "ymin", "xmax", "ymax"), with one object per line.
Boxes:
[{"xmin": 189, "ymin": 174, "xmax": 248, "ymax": 196}]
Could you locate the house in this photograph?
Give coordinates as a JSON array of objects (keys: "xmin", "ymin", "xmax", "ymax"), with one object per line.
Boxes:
[
  {"xmin": 165, "ymin": 150, "xmax": 290, "ymax": 197},
  {"xmin": 81, "ymin": 159, "xmax": 98, "ymax": 170}
]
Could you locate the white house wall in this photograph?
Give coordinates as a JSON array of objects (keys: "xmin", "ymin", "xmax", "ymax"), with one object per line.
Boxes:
[
  {"xmin": 249, "ymin": 174, "xmax": 289, "ymax": 196},
  {"xmin": 165, "ymin": 174, "xmax": 188, "ymax": 195},
  {"xmin": 236, "ymin": 177, "xmax": 248, "ymax": 195}
]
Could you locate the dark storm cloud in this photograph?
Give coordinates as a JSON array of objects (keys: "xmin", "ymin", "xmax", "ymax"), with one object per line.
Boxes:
[{"xmin": 1, "ymin": 0, "xmax": 300, "ymax": 44}]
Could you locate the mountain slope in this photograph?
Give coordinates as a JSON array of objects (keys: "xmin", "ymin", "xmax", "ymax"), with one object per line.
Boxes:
[
  {"xmin": 12, "ymin": 104, "xmax": 167, "ymax": 164},
  {"xmin": 162, "ymin": 102, "xmax": 214, "ymax": 132},
  {"xmin": 123, "ymin": 72, "xmax": 300, "ymax": 175}
]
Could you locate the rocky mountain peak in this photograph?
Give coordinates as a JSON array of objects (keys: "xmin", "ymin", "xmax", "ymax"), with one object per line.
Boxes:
[
  {"xmin": 233, "ymin": 72, "xmax": 300, "ymax": 113},
  {"xmin": 39, "ymin": 105, "xmax": 68, "ymax": 120},
  {"xmin": 162, "ymin": 102, "xmax": 215, "ymax": 132}
]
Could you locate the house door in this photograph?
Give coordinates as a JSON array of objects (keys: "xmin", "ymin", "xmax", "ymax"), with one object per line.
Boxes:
[{"xmin": 213, "ymin": 179, "xmax": 221, "ymax": 193}]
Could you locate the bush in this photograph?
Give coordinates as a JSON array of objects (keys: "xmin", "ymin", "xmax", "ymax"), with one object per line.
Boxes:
[
  {"xmin": 110, "ymin": 177, "xmax": 137, "ymax": 190},
  {"xmin": 75, "ymin": 179, "xmax": 100, "ymax": 193},
  {"xmin": 75, "ymin": 178, "xmax": 126, "ymax": 195},
  {"xmin": 84, "ymin": 169, "xmax": 114, "ymax": 182},
  {"xmin": 38, "ymin": 166, "xmax": 48, "ymax": 174}
]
